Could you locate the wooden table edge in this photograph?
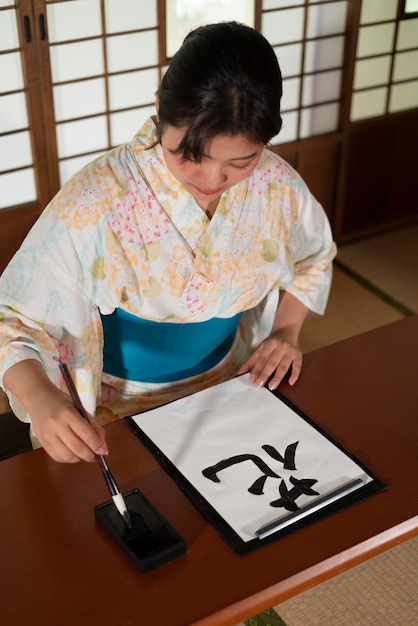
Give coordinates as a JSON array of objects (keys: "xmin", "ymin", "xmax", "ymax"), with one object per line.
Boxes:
[{"xmin": 191, "ymin": 515, "xmax": 418, "ymax": 626}]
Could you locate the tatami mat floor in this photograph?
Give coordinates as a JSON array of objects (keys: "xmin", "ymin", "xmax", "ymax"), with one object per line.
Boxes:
[
  {"xmin": 299, "ymin": 222, "xmax": 418, "ymax": 353},
  {"xmin": 239, "ymin": 223, "xmax": 418, "ymax": 626}
]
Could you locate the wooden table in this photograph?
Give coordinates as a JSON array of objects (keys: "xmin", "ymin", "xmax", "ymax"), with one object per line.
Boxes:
[{"xmin": 0, "ymin": 317, "xmax": 417, "ymax": 625}]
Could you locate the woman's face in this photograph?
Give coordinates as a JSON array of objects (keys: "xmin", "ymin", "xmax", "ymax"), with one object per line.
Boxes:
[{"xmin": 160, "ymin": 125, "xmax": 263, "ymax": 210}]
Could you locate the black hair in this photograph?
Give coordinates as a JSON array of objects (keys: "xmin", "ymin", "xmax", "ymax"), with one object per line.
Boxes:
[{"xmin": 157, "ymin": 21, "xmax": 282, "ymax": 161}]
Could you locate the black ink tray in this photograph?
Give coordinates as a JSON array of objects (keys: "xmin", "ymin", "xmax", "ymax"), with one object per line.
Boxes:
[{"xmin": 94, "ymin": 488, "xmax": 187, "ymax": 573}]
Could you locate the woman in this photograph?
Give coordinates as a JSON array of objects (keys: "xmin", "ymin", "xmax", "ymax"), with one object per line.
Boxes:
[{"xmin": 0, "ymin": 22, "xmax": 336, "ymax": 463}]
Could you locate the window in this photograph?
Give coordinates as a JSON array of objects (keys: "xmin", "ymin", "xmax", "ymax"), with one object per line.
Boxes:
[
  {"xmin": 262, "ymin": 1, "xmax": 348, "ymax": 143},
  {"xmin": 165, "ymin": 0, "xmax": 255, "ymax": 59},
  {"xmin": 351, "ymin": 0, "xmax": 418, "ymax": 121},
  {"xmin": 402, "ymin": 0, "xmax": 418, "ymax": 18}
]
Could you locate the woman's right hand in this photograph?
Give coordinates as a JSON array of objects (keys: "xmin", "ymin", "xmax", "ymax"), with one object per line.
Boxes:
[
  {"xmin": 29, "ymin": 389, "xmax": 108, "ymax": 463},
  {"xmin": 3, "ymin": 359, "xmax": 107, "ymax": 463}
]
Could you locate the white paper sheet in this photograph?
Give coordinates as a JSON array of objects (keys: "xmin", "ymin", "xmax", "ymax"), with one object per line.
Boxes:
[{"xmin": 130, "ymin": 374, "xmax": 372, "ymax": 542}]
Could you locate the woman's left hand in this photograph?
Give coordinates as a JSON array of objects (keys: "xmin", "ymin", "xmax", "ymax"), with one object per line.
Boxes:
[{"xmin": 237, "ymin": 331, "xmax": 302, "ymax": 390}]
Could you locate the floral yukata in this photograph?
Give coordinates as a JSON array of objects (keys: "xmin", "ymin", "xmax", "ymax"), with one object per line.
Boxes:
[{"xmin": 0, "ymin": 117, "xmax": 336, "ymax": 441}]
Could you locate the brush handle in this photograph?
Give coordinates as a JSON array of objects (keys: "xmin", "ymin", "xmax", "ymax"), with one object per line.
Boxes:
[
  {"xmin": 54, "ymin": 358, "xmax": 132, "ymax": 527},
  {"xmin": 55, "ymin": 359, "xmax": 90, "ymax": 423}
]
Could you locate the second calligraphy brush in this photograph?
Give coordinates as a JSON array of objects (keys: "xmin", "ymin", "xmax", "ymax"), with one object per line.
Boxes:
[{"xmin": 55, "ymin": 358, "xmax": 132, "ymax": 529}]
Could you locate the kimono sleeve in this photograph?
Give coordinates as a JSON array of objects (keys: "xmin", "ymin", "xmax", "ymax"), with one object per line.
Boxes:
[
  {"xmin": 284, "ymin": 179, "xmax": 337, "ymax": 315},
  {"xmin": 0, "ymin": 212, "xmax": 103, "ymax": 423}
]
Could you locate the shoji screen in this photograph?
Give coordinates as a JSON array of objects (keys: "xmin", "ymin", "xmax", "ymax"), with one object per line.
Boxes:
[
  {"xmin": 46, "ymin": 0, "xmax": 160, "ymax": 185},
  {"xmin": 261, "ymin": 1, "xmax": 348, "ymax": 144}
]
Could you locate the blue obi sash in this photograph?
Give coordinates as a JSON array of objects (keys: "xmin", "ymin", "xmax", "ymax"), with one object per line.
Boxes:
[{"xmin": 100, "ymin": 308, "xmax": 242, "ymax": 383}]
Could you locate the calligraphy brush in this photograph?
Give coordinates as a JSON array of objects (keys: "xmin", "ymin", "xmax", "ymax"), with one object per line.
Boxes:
[{"xmin": 54, "ymin": 358, "xmax": 132, "ymax": 529}]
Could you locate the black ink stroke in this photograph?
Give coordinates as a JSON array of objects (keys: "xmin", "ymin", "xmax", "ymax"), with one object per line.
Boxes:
[
  {"xmin": 262, "ymin": 442, "xmax": 299, "ymax": 470},
  {"xmin": 270, "ymin": 476, "xmax": 319, "ymax": 511},
  {"xmin": 202, "ymin": 454, "xmax": 281, "ymax": 495}
]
